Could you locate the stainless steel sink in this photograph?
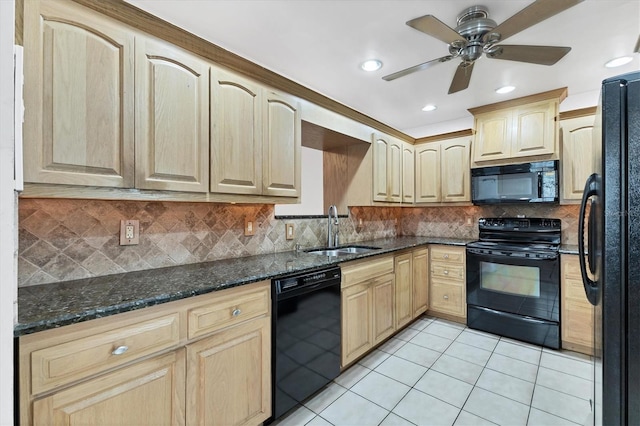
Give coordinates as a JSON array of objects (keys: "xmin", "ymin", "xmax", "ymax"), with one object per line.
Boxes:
[{"xmin": 306, "ymin": 246, "xmax": 381, "ymax": 256}]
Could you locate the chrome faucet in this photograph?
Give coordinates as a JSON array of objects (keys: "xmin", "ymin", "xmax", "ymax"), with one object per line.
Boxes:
[{"xmin": 327, "ymin": 205, "xmax": 339, "ymax": 248}]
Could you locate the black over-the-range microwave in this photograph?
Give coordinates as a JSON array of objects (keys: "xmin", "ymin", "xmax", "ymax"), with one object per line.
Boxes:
[{"xmin": 471, "ymin": 160, "xmax": 559, "ymax": 205}]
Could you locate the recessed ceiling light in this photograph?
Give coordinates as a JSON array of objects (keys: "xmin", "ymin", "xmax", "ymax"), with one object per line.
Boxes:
[
  {"xmin": 496, "ymin": 85, "xmax": 515, "ymax": 94},
  {"xmin": 360, "ymin": 59, "xmax": 382, "ymax": 72},
  {"xmin": 422, "ymin": 104, "xmax": 437, "ymax": 112},
  {"xmin": 605, "ymin": 56, "xmax": 633, "ymax": 68}
]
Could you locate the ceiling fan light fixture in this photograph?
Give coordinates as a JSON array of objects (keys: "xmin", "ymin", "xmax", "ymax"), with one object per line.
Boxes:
[
  {"xmin": 604, "ymin": 56, "xmax": 633, "ymax": 68},
  {"xmin": 360, "ymin": 59, "xmax": 383, "ymax": 72},
  {"xmin": 422, "ymin": 104, "xmax": 437, "ymax": 112},
  {"xmin": 496, "ymin": 85, "xmax": 515, "ymax": 94}
]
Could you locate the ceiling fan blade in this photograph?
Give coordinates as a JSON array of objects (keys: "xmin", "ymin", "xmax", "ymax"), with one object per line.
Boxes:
[
  {"xmin": 448, "ymin": 62, "xmax": 474, "ymax": 94},
  {"xmin": 484, "ymin": 0, "xmax": 584, "ymax": 44},
  {"xmin": 382, "ymin": 55, "xmax": 454, "ymax": 81},
  {"xmin": 635, "ymin": 34, "xmax": 640, "ymax": 53},
  {"xmin": 406, "ymin": 15, "xmax": 465, "ymax": 46},
  {"xmin": 487, "ymin": 45, "xmax": 571, "ymax": 65}
]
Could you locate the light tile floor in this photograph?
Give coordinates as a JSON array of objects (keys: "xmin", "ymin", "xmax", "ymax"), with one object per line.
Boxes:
[{"xmin": 274, "ymin": 316, "xmax": 593, "ymax": 426}]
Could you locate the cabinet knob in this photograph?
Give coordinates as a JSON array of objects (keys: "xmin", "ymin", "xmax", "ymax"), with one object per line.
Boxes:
[
  {"xmin": 112, "ymin": 345, "xmax": 129, "ymax": 356},
  {"xmin": 443, "ymin": 254, "xmax": 449, "ymax": 259},
  {"xmin": 232, "ymin": 308, "xmax": 242, "ymax": 317},
  {"xmin": 444, "ymin": 270, "xmax": 449, "ymax": 275},
  {"xmin": 443, "ymin": 295, "xmax": 449, "ymax": 300}
]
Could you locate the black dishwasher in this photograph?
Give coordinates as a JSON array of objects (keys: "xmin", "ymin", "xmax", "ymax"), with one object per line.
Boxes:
[{"xmin": 271, "ymin": 266, "xmax": 341, "ymax": 421}]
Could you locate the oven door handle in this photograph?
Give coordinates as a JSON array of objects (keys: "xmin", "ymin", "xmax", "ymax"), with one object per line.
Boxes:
[{"xmin": 467, "ymin": 249, "xmax": 557, "ymax": 260}]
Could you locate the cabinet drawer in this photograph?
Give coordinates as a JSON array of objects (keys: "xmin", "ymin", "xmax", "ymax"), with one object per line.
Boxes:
[
  {"xmin": 188, "ymin": 284, "xmax": 270, "ymax": 339},
  {"xmin": 31, "ymin": 313, "xmax": 180, "ymax": 395},
  {"xmin": 429, "ymin": 281, "xmax": 465, "ymax": 317},
  {"xmin": 430, "ymin": 246, "xmax": 464, "ymax": 264},
  {"xmin": 431, "ymin": 263, "xmax": 464, "ymax": 282},
  {"xmin": 341, "ymin": 256, "xmax": 394, "ymax": 288}
]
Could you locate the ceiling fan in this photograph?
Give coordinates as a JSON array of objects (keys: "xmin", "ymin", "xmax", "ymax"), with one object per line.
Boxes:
[{"xmin": 383, "ymin": 0, "xmax": 584, "ymax": 94}]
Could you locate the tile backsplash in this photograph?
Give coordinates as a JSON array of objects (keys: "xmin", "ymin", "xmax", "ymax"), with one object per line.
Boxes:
[{"xmin": 17, "ymin": 199, "xmax": 580, "ymax": 287}]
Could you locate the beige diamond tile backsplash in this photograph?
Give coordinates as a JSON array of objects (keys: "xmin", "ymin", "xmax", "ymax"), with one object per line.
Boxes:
[{"xmin": 17, "ymin": 199, "xmax": 581, "ymax": 287}]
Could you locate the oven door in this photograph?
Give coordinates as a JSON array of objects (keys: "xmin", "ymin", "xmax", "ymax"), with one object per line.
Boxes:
[{"xmin": 466, "ymin": 248, "xmax": 560, "ymax": 322}]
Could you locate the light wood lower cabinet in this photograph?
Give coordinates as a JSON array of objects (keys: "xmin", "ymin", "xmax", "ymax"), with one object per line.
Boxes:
[
  {"xmin": 412, "ymin": 247, "xmax": 429, "ymax": 318},
  {"xmin": 395, "ymin": 248, "xmax": 430, "ymax": 329},
  {"xmin": 341, "ymin": 255, "xmax": 395, "ymax": 367},
  {"xmin": 186, "ymin": 316, "xmax": 271, "ymax": 426},
  {"xmin": 561, "ymin": 254, "xmax": 594, "ymax": 354},
  {"xmin": 428, "ymin": 245, "xmax": 466, "ymax": 320},
  {"xmin": 32, "ymin": 350, "xmax": 186, "ymax": 426},
  {"xmin": 19, "ymin": 281, "xmax": 271, "ymax": 426}
]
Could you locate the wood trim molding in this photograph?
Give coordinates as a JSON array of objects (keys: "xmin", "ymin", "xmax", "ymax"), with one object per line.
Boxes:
[
  {"xmin": 468, "ymin": 87, "xmax": 568, "ymax": 115},
  {"xmin": 69, "ymin": 0, "xmax": 413, "ymax": 142},
  {"xmin": 559, "ymin": 106, "xmax": 597, "ymax": 120},
  {"xmin": 414, "ymin": 129, "xmax": 474, "ymax": 144}
]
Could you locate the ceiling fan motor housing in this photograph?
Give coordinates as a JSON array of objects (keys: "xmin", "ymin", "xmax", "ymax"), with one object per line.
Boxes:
[{"xmin": 454, "ymin": 5, "xmax": 497, "ymax": 62}]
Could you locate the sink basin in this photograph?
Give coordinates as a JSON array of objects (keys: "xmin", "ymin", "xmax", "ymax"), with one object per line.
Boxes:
[{"xmin": 306, "ymin": 246, "xmax": 381, "ymax": 256}]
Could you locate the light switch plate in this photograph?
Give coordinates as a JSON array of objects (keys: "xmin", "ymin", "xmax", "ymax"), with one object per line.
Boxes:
[
  {"xmin": 244, "ymin": 218, "xmax": 255, "ymax": 236},
  {"xmin": 120, "ymin": 219, "xmax": 139, "ymax": 245},
  {"xmin": 285, "ymin": 223, "xmax": 295, "ymax": 240}
]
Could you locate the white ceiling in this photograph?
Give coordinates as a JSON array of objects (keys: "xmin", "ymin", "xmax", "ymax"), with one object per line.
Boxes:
[{"xmin": 126, "ymin": 0, "xmax": 640, "ymax": 138}]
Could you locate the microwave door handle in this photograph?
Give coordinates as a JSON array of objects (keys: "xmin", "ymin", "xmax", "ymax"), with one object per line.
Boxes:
[{"xmin": 537, "ymin": 173, "xmax": 543, "ymax": 198}]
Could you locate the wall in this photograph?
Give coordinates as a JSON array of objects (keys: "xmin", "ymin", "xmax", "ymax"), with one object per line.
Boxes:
[
  {"xmin": 18, "ymin": 197, "xmax": 581, "ymax": 286},
  {"xmin": 0, "ymin": 0, "xmax": 16, "ymax": 423},
  {"xmin": 18, "ymin": 199, "xmax": 400, "ymax": 286}
]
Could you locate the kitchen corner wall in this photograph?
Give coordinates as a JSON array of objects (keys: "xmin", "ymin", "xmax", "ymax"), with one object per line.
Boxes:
[
  {"xmin": 17, "ymin": 199, "xmax": 401, "ymax": 287},
  {"xmin": 17, "ymin": 199, "xmax": 580, "ymax": 287}
]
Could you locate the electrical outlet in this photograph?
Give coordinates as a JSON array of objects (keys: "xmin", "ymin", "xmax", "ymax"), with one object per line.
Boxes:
[
  {"xmin": 465, "ymin": 216, "xmax": 474, "ymax": 227},
  {"xmin": 244, "ymin": 218, "xmax": 255, "ymax": 236},
  {"xmin": 286, "ymin": 223, "xmax": 295, "ymax": 240},
  {"xmin": 120, "ymin": 220, "xmax": 139, "ymax": 245}
]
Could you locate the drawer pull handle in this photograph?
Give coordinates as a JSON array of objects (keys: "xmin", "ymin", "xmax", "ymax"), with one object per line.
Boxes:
[
  {"xmin": 112, "ymin": 346, "xmax": 129, "ymax": 356},
  {"xmin": 444, "ymin": 270, "xmax": 449, "ymax": 275},
  {"xmin": 443, "ymin": 254, "xmax": 449, "ymax": 259},
  {"xmin": 232, "ymin": 308, "xmax": 242, "ymax": 317},
  {"xmin": 443, "ymin": 295, "xmax": 449, "ymax": 300}
]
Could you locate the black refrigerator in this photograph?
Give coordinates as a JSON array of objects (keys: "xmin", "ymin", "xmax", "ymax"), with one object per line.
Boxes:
[{"xmin": 579, "ymin": 70, "xmax": 640, "ymax": 425}]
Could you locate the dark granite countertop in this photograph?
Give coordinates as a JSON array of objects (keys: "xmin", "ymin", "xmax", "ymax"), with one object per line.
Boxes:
[{"xmin": 16, "ymin": 236, "xmax": 474, "ymax": 336}]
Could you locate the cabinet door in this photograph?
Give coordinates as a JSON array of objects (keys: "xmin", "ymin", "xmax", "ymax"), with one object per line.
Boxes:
[
  {"xmin": 441, "ymin": 138, "xmax": 471, "ymax": 202},
  {"xmin": 388, "ymin": 140, "xmax": 403, "ymax": 202},
  {"xmin": 402, "ymin": 143, "xmax": 415, "ymax": 204},
  {"xmin": 371, "ymin": 274, "xmax": 396, "ymax": 344},
  {"xmin": 135, "ymin": 38, "xmax": 209, "ymax": 192},
  {"xmin": 412, "ymin": 248, "xmax": 429, "ymax": 318},
  {"xmin": 210, "ymin": 68, "xmax": 262, "ymax": 195},
  {"xmin": 341, "ymin": 283, "xmax": 372, "ymax": 367},
  {"xmin": 395, "ymin": 253, "xmax": 413, "ymax": 329},
  {"xmin": 32, "ymin": 350, "xmax": 185, "ymax": 426},
  {"xmin": 561, "ymin": 255, "xmax": 594, "ymax": 354},
  {"xmin": 472, "ymin": 111, "xmax": 512, "ymax": 163},
  {"xmin": 186, "ymin": 316, "xmax": 271, "ymax": 426},
  {"xmin": 372, "ymin": 134, "xmax": 390, "ymax": 201},
  {"xmin": 513, "ymin": 100, "xmax": 557, "ymax": 158},
  {"xmin": 23, "ymin": 0, "xmax": 134, "ymax": 187},
  {"xmin": 561, "ymin": 115, "xmax": 595, "ymax": 203},
  {"xmin": 415, "ymin": 143, "xmax": 441, "ymax": 203},
  {"xmin": 262, "ymin": 90, "xmax": 301, "ymax": 197}
]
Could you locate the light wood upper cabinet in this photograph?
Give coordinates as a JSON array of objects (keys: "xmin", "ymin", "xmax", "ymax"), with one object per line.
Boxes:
[
  {"xmin": 210, "ymin": 68, "xmax": 263, "ymax": 195},
  {"xmin": 415, "ymin": 137, "xmax": 471, "ymax": 204},
  {"xmin": 32, "ymin": 351, "xmax": 186, "ymax": 426},
  {"xmin": 472, "ymin": 111, "xmax": 512, "ymax": 163},
  {"xmin": 23, "ymin": 0, "xmax": 134, "ymax": 187},
  {"xmin": 560, "ymin": 114, "xmax": 595, "ymax": 204},
  {"xmin": 470, "ymin": 91, "xmax": 564, "ymax": 167},
  {"xmin": 441, "ymin": 138, "xmax": 471, "ymax": 202},
  {"xmin": 372, "ymin": 133, "xmax": 402, "ymax": 203},
  {"xmin": 402, "ymin": 143, "xmax": 415, "ymax": 204},
  {"xmin": 415, "ymin": 143, "xmax": 441, "ymax": 203},
  {"xmin": 135, "ymin": 38, "xmax": 209, "ymax": 192},
  {"xmin": 263, "ymin": 91, "xmax": 301, "ymax": 197}
]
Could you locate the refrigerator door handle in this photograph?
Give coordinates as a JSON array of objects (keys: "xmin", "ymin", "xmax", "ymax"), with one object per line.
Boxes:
[{"xmin": 578, "ymin": 173, "xmax": 599, "ymax": 305}]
